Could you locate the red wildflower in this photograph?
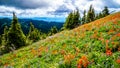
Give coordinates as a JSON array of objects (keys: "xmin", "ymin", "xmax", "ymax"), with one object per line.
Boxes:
[
  {"xmin": 116, "ymin": 33, "xmax": 120, "ymax": 37},
  {"xmin": 77, "ymin": 56, "xmax": 89, "ymax": 68},
  {"xmin": 106, "ymin": 49, "xmax": 112, "ymax": 56},
  {"xmin": 60, "ymin": 50, "xmax": 66, "ymax": 55},
  {"xmin": 116, "ymin": 59, "xmax": 120, "ymax": 64},
  {"xmin": 64, "ymin": 54, "xmax": 75, "ymax": 63},
  {"xmin": 77, "ymin": 59, "xmax": 82, "ymax": 68}
]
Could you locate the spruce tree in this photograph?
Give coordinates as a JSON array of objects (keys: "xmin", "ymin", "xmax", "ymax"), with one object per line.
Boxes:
[
  {"xmin": 1, "ymin": 26, "xmax": 8, "ymax": 46},
  {"xmin": 86, "ymin": 5, "xmax": 95, "ymax": 23},
  {"xmin": 63, "ymin": 9, "xmax": 80, "ymax": 30},
  {"xmin": 102, "ymin": 6, "xmax": 109, "ymax": 17},
  {"xmin": 28, "ymin": 22, "xmax": 41, "ymax": 42},
  {"xmin": 82, "ymin": 10, "xmax": 86, "ymax": 24},
  {"xmin": 63, "ymin": 12, "xmax": 73, "ymax": 29},
  {"xmin": 0, "ymin": 35, "xmax": 2, "ymax": 46},
  {"xmin": 7, "ymin": 12, "xmax": 26, "ymax": 49},
  {"xmin": 49, "ymin": 26, "xmax": 58, "ymax": 36},
  {"xmin": 72, "ymin": 9, "xmax": 81, "ymax": 27}
]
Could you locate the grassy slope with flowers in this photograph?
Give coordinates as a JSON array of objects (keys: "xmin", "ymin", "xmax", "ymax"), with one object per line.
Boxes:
[{"xmin": 0, "ymin": 12, "xmax": 120, "ymax": 68}]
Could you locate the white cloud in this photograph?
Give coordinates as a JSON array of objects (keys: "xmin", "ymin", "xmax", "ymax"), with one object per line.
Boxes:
[{"xmin": 0, "ymin": 0, "xmax": 120, "ymax": 17}]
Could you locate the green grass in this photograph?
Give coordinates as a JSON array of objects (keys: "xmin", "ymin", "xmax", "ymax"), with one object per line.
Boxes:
[{"xmin": 0, "ymin": 12, "xmax": 120, "ymax": 68}]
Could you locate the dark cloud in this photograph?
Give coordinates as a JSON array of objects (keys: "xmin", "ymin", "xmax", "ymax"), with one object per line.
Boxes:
[
  {"xmin": 0, "ymin": 0, "xmax": 50, "ymax": 9},
  {"xmin": 48, "ymin": 5, "xmax": 72, "ymax": 15},
  {"xmin": 55, "ymin": 5, "xmax": 72, "ymax": 13}
]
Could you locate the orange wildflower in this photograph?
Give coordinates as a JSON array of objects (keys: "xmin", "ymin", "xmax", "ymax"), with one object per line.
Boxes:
[
  {"xmin": 118, "ymin": 46, "xmax": 120, "ymax": 51},
  {"xmin": 60, "ymin": 50, "xmax": 66, "ymax": 55},
  {"xmin": 45, "ymin": 47, "xmax": 49, "ymax": 52},
  {"xmin": 77, "ymin": 56, "xmax": 89, "ymax": 68},
  {"xmin": 64, "ymin": 54, "xmax": 75, "ymax": 63},
  {"xmin": 77, "ymin": 59, "xmax": 82, "ymax": 68},
  {"xmin": 116, "ymin": 59, "xmax": 120, "ymax": 64},
  {"xmin": 116, "ymin": 33, "xmax": 120, "ymax": 37},
  {"xmin": 73, "ymin": 46, "xmax": 80, "ymax": 53},
  {"xmin": 106, "ymin": 49, "xmax": 112, "ymax": 56},
  {"xmin": 4, "ymin": 63, "xmax": 9, "ymax": 67},
  {"xmin": 113, "ymin": 21, "xmax": 118, "ymax": 24},
  {"xmin": 52, "ymin": 50, "xmax": 58, "ymax": 55},
  {"xmin": 108, "ymin": 29, "xmax": 114, "ymax": 34},
  {"xmin": 31, "ymin": 48, "xmax": 37, "ymax": 56}
]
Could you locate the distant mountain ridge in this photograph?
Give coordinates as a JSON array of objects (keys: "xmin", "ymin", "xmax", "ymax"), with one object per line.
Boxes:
[
  {"xmin": 0, "ymin": 16, "xmax": 66, "ymax": 22},
  {"xmin": 0, "ymin": 17, "xmax": 64, "ymax": 34}
]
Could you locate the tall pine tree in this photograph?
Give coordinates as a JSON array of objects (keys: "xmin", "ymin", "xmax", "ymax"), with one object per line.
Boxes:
[
  {"xmin": 86, "ymin": 5, "xmax": 95, "ymax": 23},
  {"xmin": 1, "ymin": 26, "xmax": 8, "ymax": 46},
  {"xmin": 49, "ymin": 26, "xmax": 58, "ymax": 36},
  {"xmin": 63, "ymin": 12, "xmax": 73, "ymax": 29},
  {"xmin": 82, "ymin": 10, "xmax": 86, "ymax": 24},
  {"xmin": 102, "ymin": 6, "xmax": 109, "ymax": 17},
  {"xmin": 63, "ymin": 9, "xmax": 80, "ymax": 30},
  {"xmin": 28, "ymin": 22, "xmax": 41, "ymax": 42},
  {"xmin": 7, "ymin": 12, "xmax": 26, "ymax": 50},
  {"xmin": 72, "ymin": 9, "xmax": 81, "ymax": 27},
  {"xmin": 0, "ymin": 35, "xmax": 2, "ymax": 46}
]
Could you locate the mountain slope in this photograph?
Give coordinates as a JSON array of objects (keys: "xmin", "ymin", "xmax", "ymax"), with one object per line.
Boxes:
[{"xmin": 0, "ymin": 12, "xmax": 120, "ymax": 68}]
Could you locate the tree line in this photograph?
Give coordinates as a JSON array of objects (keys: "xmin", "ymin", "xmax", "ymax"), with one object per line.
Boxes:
[{"xmin": 63, "ymin": 5, "xmax": 109, "ymax": 30}]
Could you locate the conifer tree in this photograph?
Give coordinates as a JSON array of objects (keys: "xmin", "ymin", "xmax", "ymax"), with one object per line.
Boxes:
[
  {"xmin": 86, "ymin": 5, "xmax": 95, "ymax": 23},
  {"xmin": 63, "ymin": 12, "xmax": 73, "ymax": 29},
  {"xmin": 28, "ymin": 22, "xmax": 41, "ymax": 42},
  {"xmin": 102, "ymin": 6, "xmax": 109, "ymax": 17},
  {"xmin": 0, "ymin": 35, "xmax": 2, "ymax": 46},
  {"xmin": 82, "ymin": 10, "xmax": 86, "ymax": 24},
  {"xmin": 49, "ymin": 26, "xmax": 58, "ymax": 36},
  {"xmin": 72, "ymin": 9, "xmax": 81, "ymax": 27},
  {"xmin": 63, "ymin": 9, "xmax": 80, "ymax": 30},
  {"xmin": 1, "ymin": 26, "xmax": 8, "ymax": 46},
  {"xmin": 7, "ymin": 12, "xmax": 26, "ymax": 49}
]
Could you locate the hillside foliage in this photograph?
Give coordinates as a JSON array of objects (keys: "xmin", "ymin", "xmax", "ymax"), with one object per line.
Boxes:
[
  {"xmin": 63, "ymin": 5, "xmax": 109, "ymax": 30},
  {"xmin": 0, "ymin": 12, "xmax": 120, "ymax": 68}
]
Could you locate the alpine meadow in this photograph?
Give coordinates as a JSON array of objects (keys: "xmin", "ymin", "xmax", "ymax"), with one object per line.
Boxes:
[{"xmin": 0, "ymin": 0, "xmax": 120, "ymax": 68}]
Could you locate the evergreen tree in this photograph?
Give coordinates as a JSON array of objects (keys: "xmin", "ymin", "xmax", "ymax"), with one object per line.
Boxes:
[
  {"xmin": 102, "ymin": 6, "xmax": 109, "ymax": 17},
  {"xmin": 86, "ymin": 5, "xmax": 95, "ymax": 23},
  {"xmin": 63, "ymin": 9, "xmax": 80, "ymax": 30},
  {"xmin": 1, "ymin": 26, "xmax": 8, "ymax": 46},
  {"xmin": 63, "ymin": 12, "xmax": 73, "ymax": 29},
  {"xmin": 0, "ymin": 35, "xmax": 2, "ymax": 46},
  {"xmin": 82, "ymin": 10, "xmax": 86, "ymax": 24},
  {"xmin": 7, "ymin": 12, "xmax": 26, "ymax": 50},
  {"xmin": 28, "ymin": 22, "xmax": 41, "ymax": 42},
  {"xmin": 49, "ymin": 26, "xmax": 58, "ymax": 36},
  {"xmin": 72, "ymin": 9, "xmax": 81, "ymax": 27},
  {"xmin": 98, "ymin": 12, "xmax": 103, "ymax": 19}
]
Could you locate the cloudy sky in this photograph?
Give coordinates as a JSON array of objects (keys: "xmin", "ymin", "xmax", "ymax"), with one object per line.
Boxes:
[{"xmin": 0, "ymin": 0, "xmax": 120, "ymax": 17}]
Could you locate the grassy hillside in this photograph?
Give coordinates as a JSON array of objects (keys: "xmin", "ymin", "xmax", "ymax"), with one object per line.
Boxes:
[{"xmin": 0, "ymin": 12, "xmax": 120, "ymax": 68}]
